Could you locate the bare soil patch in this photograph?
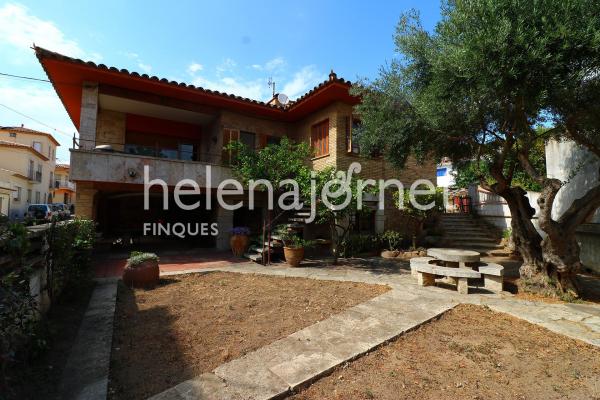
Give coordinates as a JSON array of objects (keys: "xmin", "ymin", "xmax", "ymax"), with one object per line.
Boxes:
[
  {"xmin": 289, "ymin": 304, "xmax": 600, "ymax": 400},
  {"xmin": 108, "ymin": 271, "xmax": 388, "ymax": 399}
]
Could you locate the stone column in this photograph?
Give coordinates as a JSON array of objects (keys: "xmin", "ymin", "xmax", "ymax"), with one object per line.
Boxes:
[
  {"xmin": 75, "ymin": 182, "xmax": 97, "ymax": 219},
  {"xmin": 215, "ymin": 207, "xmax": 233, "ymax": 250},
  {"xmin": 375, "ymin": 209, "xmax": 385, "ymax": 234},
  {"xmin": 79, "ymin": 82, "xmax": 99, "ymax": 150}
]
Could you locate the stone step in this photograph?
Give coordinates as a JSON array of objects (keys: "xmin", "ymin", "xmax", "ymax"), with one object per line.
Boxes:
[
  {"xmin": 243, "ymin": 253, "xmax": 263, "ymax": 263},
  {"xmin": 451, "ymin": 242, "xmax": 505, "ymax": 250},
  {"xmin": 449, "ymin": 237, "xmax": 500, "ymax": 244},
  {"xmin": 288, "ymin": 217, "xmax": 307, "ymax": 223}
]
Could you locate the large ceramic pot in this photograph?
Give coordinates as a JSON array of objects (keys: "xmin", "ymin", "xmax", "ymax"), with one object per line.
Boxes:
[
  {"xmin": 230, "ymin": 234, "xmax": 249, "ymax": 257},
  {"xmin": 122, "ymin": 260, "xmax": 160, "ymax": 288},
  {"xmin": 284, "ymin": 246, "xmax": 305, "ymax": 267}
]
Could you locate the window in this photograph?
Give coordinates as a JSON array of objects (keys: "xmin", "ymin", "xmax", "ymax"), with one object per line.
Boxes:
[
  {"xmin": 267, "ymin": 136, "xmax": 281, "ymax": 146},
  {"xmin": 311, "ymin": 119, "xmax": 329, "ymax": 157},
  {"xmin": 28, "ymin": 160, "xmax": 34, "ymax": 179},
  {"xmin": 9, "ymin": 132, "xmax": 16, "ymax": 138},
  {"xmin": 49, "ymin": 172, "xmax": 54, "ymax": 189},
  {"xmin": 239, "ymin": 131, "xmax": 256, "ymax": 149},
  {"xmin": 221, "ymin": 128, "xmax": 240, "ymax": 165},
  {"xmin": 27, "ymin": 189, "xmax": 32, "ymax": 203},
  {"xmin": 35, "ymin": 191, "xmax": 40, "ymax": 203},
  {"xmin": 48, "ymin": 145, "xmax": 51, "ymax": 158},
  {"xmin": 179, "ymin": 144, "xmax": 194, "ymax": 161},
  {"xmin": 33, "ymin": 141, "xmax": 42, "ymax": 153},
  {"xmin": 14, "ymin": 186, "xmax": 21, "ymax": 201},
  {"xmin": 345, "ymin": 116, "xmax": 361, "ymax": 154},
  {"xmin": 36, "ymin": 164, "xmax": 42, "ymax": 182}
]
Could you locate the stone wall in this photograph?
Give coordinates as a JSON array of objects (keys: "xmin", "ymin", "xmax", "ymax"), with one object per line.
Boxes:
[{"xmin": 96, "ymin": 109, "xmax": 126, "ymax": 151}]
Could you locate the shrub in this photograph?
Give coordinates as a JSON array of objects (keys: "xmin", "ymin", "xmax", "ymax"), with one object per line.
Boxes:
[
  {"xmin": 340, "ymin": 234, "xmax": 382, "ymax": 257},
  {"xmin": 127, "ymin": 252, "xmax": 159, "ymax": 268},
  {"xmin": 380, "ymin": 230, "xmax": 403, "ymax": 251}
]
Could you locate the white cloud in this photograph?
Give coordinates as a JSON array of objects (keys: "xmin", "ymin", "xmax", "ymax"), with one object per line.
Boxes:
[
  {"xmin": 282, "ymin": 66, "xmax": 326, "ymax": 99},
  {"xmin": 191, "ymin": 76, "xmax": 267, "ymax": 100},
  {"xmin": 187, "ymin": 62, "xmax": 204, "ymax": 75},
  {"xmin": 216, "ymin": 58, "xmax": 237, "ymax": 75},
  {"xmin": 250, "ymin": 57, "xmax": 286, "ymax": 72},
  {"xmin": 0, "ymin": 85, "xmax": 76, "ymax": 162},
  {"xmin": 122, "ymin": 51, "xmax": 152, "ymax": 74},
  {"xmin": 0, "ymin": 3, "xmax": 99, "ymax": 61}
]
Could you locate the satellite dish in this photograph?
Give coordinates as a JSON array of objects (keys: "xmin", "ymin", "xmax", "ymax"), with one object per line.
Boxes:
[{"xmin": 277, "ymin": 93, "xmax": 289, "ymax": 105}]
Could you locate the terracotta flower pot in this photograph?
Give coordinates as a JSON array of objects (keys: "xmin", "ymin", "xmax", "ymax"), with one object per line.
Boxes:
[
  {"xmin": 230, "ymin": 234, "xmax": 249, "ymax": 257},
  {"xmin": 284, "ymin": 246, "xmax": 305, "ymax": 267},
  {"xmin": 122, "ymin": 260, "xmax": 160, "ymax": 288}
]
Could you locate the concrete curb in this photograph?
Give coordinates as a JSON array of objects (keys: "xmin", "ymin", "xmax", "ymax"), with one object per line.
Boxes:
[{"xmin": 59, "ymin": 278, "xmax": 118, "ymax": 400}]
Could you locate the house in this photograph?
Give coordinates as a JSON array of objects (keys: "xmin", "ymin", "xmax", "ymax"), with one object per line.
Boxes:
[
  {"xmin": 52, "ymin": 163, "xmax": 76, "ymax": 205},
  {"xmin": 0, "ymin": 125, "xmax": 59, "ymax": 219},
  {"xmin": 35, "ymin": 46, "xmax": 436, "ymax": 249}
]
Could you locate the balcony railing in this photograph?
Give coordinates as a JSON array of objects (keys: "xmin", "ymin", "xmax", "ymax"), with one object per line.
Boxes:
[
  {"xmin": 54, "ymin": 181, "xmax": 75, "ymax": 190},
  {"xmin": 28, "ymin": 170, "xmax": 42, "ymax": 182}
]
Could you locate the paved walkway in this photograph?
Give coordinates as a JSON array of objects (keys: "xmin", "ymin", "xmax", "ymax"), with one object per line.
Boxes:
[{"xmin": 147, "ymin": 262, "xmax": 600, "ymax": 400}]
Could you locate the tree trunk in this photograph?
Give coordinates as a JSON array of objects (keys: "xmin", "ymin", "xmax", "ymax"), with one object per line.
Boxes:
[
  {"xmin": 330, "ymin": 220, "xmax": 339, "ymax": 265},
  {"xmin": 496, "ymin": 186, "xmax": 545, "ymax": 276}
]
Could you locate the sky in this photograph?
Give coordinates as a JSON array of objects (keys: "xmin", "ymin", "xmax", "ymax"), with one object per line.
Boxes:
[{"xmin": 0, "ymin": 0, "xmax": 441, "ymax": 163}]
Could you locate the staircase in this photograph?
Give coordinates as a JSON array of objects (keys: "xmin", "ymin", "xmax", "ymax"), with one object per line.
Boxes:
[
  {"xmin": 438, "ymin": 214, "xmax": 505, "ymax": 255},
  {"xmin": 244, "ymin": 206, "xmax": 311, "ymax": 264}
]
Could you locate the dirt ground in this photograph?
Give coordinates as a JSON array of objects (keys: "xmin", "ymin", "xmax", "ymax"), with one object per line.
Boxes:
[
  {"xmin": 289, "ymin": 304, "xmax": 600, "ymax": 400},
  {"xmin": 108, "ymin": 271, "xmax": 389, "ymax": 400}
]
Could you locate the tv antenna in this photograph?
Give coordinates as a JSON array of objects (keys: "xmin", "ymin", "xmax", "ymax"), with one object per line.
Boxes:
[{"xmin": 268, "ymin": 76, "xmax": 276, "ymax": 97}]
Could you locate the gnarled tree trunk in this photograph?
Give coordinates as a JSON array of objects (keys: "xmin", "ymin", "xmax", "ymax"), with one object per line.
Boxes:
[
  {"xmin": 536, "ymin": 176, "xmax": 600, "ymax": 297},
  {"xmin": 495, "ymin": 186, "xmax": 544, "ymax": 275}
]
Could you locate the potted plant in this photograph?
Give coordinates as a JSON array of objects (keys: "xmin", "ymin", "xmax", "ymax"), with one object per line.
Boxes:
[
  {"xmin": 380, "ymin": 230, "xmax": 403, "ymax": 258},
  {"xmin": 230, "ymin": 227, "xmax": 251, "ymax": 257},
  {"xmin": 122, "ymin": 251, "xmax": 160, "ymax": 288},
  {"xmin": 280, "ymin": 230, "xmax": 314, "ymax": 267}
]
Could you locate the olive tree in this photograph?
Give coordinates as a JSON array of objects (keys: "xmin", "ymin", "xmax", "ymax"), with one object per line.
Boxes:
[{"xmin": 353, "ymin": 0, "xmax": 600, "ymax": 296}]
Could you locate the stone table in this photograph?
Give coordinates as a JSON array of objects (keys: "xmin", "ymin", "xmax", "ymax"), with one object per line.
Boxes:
[{"xmin": 427, "ymin": 248, "xmax": 481, "ymax": 268}]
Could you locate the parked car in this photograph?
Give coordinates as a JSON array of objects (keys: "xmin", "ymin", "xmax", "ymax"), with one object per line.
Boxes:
[
  {"xmin": 26, "ymin": 204, "xmax": 57, "ymax": 222},
  {"xmin": 51, "ymin": 203, "xmax": 71, "ymax": 219}
]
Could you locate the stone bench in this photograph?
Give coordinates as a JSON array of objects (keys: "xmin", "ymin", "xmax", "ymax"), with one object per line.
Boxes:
[
  {"xmin": 477, "ymin": 262, "xmax": 504, "ymax": 292},
  {"xmin": 414, "ymin": 264, "xmax": 481, "ymax": 294},
  {"xmin": 409, "ymin": 256, "xmax": 437, "ymax": 277}
]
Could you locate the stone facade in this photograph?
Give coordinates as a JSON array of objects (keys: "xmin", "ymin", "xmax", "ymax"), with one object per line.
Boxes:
[{"xmin": 96, "ymin": 109, "xmax": 126, "ymax": 151}]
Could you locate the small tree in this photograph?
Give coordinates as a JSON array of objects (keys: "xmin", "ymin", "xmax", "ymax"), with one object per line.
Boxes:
[
  {"xmin": 227, "ymin": 137, "xmax": 313, "ymax": 263},
  {"xmin": 298, "ymin": 167, "xmax": 373, "ymax": 264}
]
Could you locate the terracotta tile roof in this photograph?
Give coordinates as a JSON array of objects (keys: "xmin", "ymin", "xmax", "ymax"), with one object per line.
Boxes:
[
  {"xmin": 0, "ymin": 126, "xmax": 61, "ymax": 145},
  {"xmin": 0, "ymin": 140, "xmax": 50, "ymax": 161},
  {"xmin": 34, "ymin": 46, "xmax": 353, "ymax": 112},
  {"xmin": 55, "ymin": 163, "xmax": 70, "ymax": 169}
]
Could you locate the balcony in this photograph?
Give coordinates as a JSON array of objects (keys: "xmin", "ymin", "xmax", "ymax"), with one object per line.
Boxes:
[
  {"xmin": 27, "ymin": 170, "xmax": 42, "ymax": 183},
  {"xmin": 69, "ymin": 149, "xmax": 232, "ymax": 187},
  {"xmin": 54, "ymin": 180, "xmax": 76, "ymax": 190}
]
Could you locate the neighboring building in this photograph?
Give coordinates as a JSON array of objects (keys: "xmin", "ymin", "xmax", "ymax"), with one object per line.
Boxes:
[
  {"xmin": 52, "ymin": 163, "xmax": 76, "ymax": 205},
  {"xmin": 36, "ymin": 46, "xmax": 436, "ymax": 249},
  {"xmin": 436, "ymin": 157, "xmax": 455, "ymax": 188},
  {"xmin": 0, "ymin": 126, "xmax": 59, "ymax": 219},
  {"xmin": 545, "ymin": 139, "xmax": 599, "ymax": 273}
]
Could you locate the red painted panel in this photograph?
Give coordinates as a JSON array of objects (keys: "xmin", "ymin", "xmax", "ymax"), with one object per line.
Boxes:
[{"xmin": 126, "ymin": 114, "xmax": 201, "ymax": 139}]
